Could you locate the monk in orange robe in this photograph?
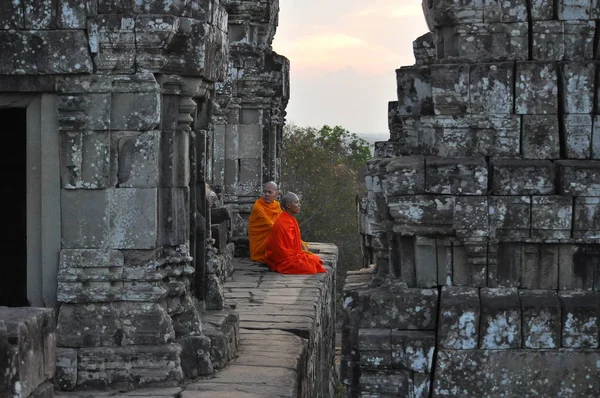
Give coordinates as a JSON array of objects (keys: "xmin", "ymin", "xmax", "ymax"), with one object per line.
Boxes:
[
  {"xmin": 265, "ymin": 192, "xmax": 327, "ymax": 274},
  {"xmin": 248, "ymin": 181, "xmax": 282, "ymax": 263}
]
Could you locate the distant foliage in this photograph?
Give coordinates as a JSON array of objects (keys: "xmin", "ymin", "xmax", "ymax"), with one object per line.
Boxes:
[{"xmin": 280, "ymin": 124, "xmax": 371, "ymax": 321}]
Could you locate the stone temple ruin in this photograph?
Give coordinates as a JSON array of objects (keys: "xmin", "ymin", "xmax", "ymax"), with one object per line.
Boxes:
[
  {"xmin": 0, "ymin": 0, "xmax": 300, "ymax": 396},
  {"xmin": 346, "ymin": 0, "xmax": 600, "ymax": 397}
]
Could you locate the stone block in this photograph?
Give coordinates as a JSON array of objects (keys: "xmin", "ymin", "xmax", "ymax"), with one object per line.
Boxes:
[
  {"xmin": 111, "ymin": 92, "xmax": 161, "ymax": 131},
  {"xmin": 559, "ymin": 291, "xmax": 600, "ymax": 348},
  {"xmin": 56, "ymin": 0, "xmax": 89, "ymax": 28},
  {"xmin": 557, "ymin": 0, "xmax": 592, "ymax": 19},
  {"xmin": 483, "ymin": 0, "xmax": 527, "ymax": 22},
  {"xmin": 558, "ymin": 244, "xmax": 596, "ymax": 290},
  {"xmin": 159, "ymin": 188, "xmax": 189, "ymax": 246},
  {"xmin": 573, "ymin": 197, "xmax": 600, "ymax": 237},
  {"xmin": 564, "ymin": 21, "xmax": 595, "ymax": 60},
  {"xmin": 0, "ymin": 1, "xmax": 23, "ymax": 29},
  {"xmin": 521, "ymin": 244, "xmax": 560, "ymax": 289},
  {"xmin": 396, "ymin": 66, "xmax": 433, "ymax": 116},
  {"xmin": 0, "ymin": 30, "xmax": 93, "ymax": 74},
  {"xmin": 388, "ymin": 195, "xmax": 454, "ymax": 236},
  {"xmin": 423, "ymin": 0, "xmax": 484, "ymax": 28},
  {"xmin": 0, "ymin": 307, "xmax": 56, "ymax": 398},
  {"xmin": 58, "ymin": 281, "xmax": 123, "ymax": 303},
  {"xmin": 531, "ymin": 21, "xmax": 565, "ymax": 60},
  {"xmin": 593, "ymin": 115, "xmax": 600, "ymax": 159},
  {"xmin": 430, "ymin": 64, "xmax": 470, "ymax": 115},
  {"xmin": 391, "ymin": 330, "xmax": 435, "ymax": 374},
  {"xmin": 160, "ymin": 130, "xmax": 190, "ymax": 187},
  {"xmin": 402, "ymin": 114, "xmax": 520, "ymax": 157},
  {"xmin": 57, "ymin": 304, "xmax": 121, "ymax": 347},
  {"xmin": 453, "ymin": 196, "xmax": 488, "ymax": 236},
  {"xmin": 357, "ymin": 288, "xmax": 438, "ymax": 330},
  {"xmin": 413, "ymin": 32, "xmax": 436, "ymax": 66},
  {"xmin": 490, "ymin": 159, "xmax": 555, "ymax": 195},
  {"xmin": 398, "ymin": 236, "xmax": 417, "ymax": 286},
  {"xmin": 436, "ymin": 238, "xmax": 453, "ymax": 286},
  {"xmin": 108, "ymin": 188, "xmax": 158, "ymax": 249},
  {"xmin": 433, "ymin": 350, "xmax": 600, "ymax": 397},
  {"xmin": 58, "ymin": 93, "xmax": 111, "ymax": 131},
  {"xmin": 488, "ymin": 243, "xmax": 521, "ymax": 287},
  {"xmin": 358, "ymin": 329, "xmax": 392, "ymax": 368},
  {"xmin": 470, "ymin": 62, "xmax": 514, "ymax": 114},
  {"xmin": 559, "ymin": 62, "xmax": 595, "ymax": 114},
  {"xmin": 238, "ymin": 158, "xmax": 262, "ymax": 194},
  {"xmin": 135, "ymin": 15, "xmax": 180, "ymax": 71},
  {"xmin": 113, "ymin": 131, "xmax": 160, "ymax": 188},
  {"xmin": 557, "ymin": 160, "xmax": 600, "ymax": 196},
  {"xmin": 61, "ymin": 190, "xmax": 109, "ymax": 249},
  {"xmin": 77, "ymin": 344, "xmax": 183, "ymax": 389},
  {"xmin": 359, "ymin": 369, "xmax": 411, "ymax": 396},
  {"xmin": 479, "ymin": 288, "xmax": 521, "ymax": 349},
  {"xmin": 438, "ymin": 287, "xmax": 480, "ymax": 350},
  {"xmin": 515, "ymin": 62, "xmax": 558, "ymax": 114},
  {"xmin": 521, "ymin": 115, "xmax": 560, "ymax": 159},
  {"xmin": 89, "ymin": 15, "xmax": 136, "ymax": 73},
  {"xmin": 520, "ymin": 290, "xmax": 561, "ymax": 349},
  {"xmin": 55, "ymin": 348, "xmax": 78, "ymax": 391},
  {"xmin": 563, "ymin": 114, "xmax": 592, "ymax": 159},
  {"xmin": 238, "ymin": 124, "xmax": 262, "ymax": 158},
  {"xmin": 60, "ymin": 131, "xmax": 111, "ymax": 189},
  {"xmin": 382, "ymin": 156, "xmax": 425, "ymax": 196},
  {"xmin": 415, "ymin": 237, "xmax": 437, "ymax": 288},
  {"xmin": 23, "ymin": 0, "xmax": 53, "ymax": 29},
  {"xmin": 425, "ymin": 157, "xmax": 487, "ymax": 195},
  {"xmin": 489, "ymin": 196, "xmax": 531, "ymax": 239},
  {"xmin": 177, "ymin": 335, "xmax": 213, "ymax": 379},
  {"xmin": 530, "ymin": 1, "xmax": 556, "ymax": 20},
  {"xmin": 531, "ymin": 196, "xmax": 573, "ymax": 239}
]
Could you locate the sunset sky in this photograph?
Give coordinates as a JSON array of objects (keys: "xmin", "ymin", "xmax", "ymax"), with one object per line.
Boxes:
[{"xmin": 272, "ymin": 0, "xmax": 429, "ymax": 137}]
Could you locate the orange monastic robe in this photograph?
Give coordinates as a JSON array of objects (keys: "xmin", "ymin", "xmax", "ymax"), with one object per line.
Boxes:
[
  {"xmin": 265, "ymin": 212, "xmax": 327, "ymax": 274},
  {"xmin": 248, "ymin": 198, "xmax": 282, "ymax": 263}
]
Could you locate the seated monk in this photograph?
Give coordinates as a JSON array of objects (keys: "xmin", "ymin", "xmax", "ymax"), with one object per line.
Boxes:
[
  {"xmin": 265, "ymin": 192, "xmax": 327, "ymax": 274},
  {"xmin": 248, "ymin": 181, "xmax": 282, "ymax": 263}
]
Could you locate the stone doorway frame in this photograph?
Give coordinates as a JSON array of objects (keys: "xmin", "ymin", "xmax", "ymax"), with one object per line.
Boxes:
[{"xmin": 0, "ymin": 94, "xmax": 61, "ymax": 308}]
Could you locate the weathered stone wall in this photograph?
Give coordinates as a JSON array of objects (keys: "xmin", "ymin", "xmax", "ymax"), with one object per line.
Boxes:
[
  {"xmin": 214, "ymin": 0, "xmax": 290, "ymax": 252},
  {"xmin": 0, "ymin": 0, "xmax": 250, "ymax": 390},
  {"xmin": 348, "ymin": 1, "xmax": 600, "ymax": 396},
  {"xmin": 0, "ymin": 308, "xmax": 56, "ymax": 398}
]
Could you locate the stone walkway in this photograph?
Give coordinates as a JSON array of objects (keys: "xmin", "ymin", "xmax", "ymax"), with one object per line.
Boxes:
[{"xmin": 56, "ymin": 243, "xmax": 337, "ymax": 398}]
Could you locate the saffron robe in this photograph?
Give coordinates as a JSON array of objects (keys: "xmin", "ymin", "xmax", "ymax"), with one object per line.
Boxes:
[
  {"xmin": 265, "ymin": 212, "xmax": 327, "ymax": 274},
  {"xmin": 248, "ymin": 198, "xmax": 282, "ymax": 263}
]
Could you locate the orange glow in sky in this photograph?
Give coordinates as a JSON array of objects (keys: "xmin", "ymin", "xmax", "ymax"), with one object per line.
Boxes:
[{"xmin": 272, "ymin": 0, "xmax": 428, "ymax": 136}]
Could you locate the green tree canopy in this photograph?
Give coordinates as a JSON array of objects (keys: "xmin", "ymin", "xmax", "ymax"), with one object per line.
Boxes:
[{"xmin": 280, "ymin": 124, "xmax": 372, "ymax": 318}]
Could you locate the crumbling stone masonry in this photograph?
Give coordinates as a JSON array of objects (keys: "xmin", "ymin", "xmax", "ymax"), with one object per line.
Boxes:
[
  {"xmin": 213, "ymin": 0, "xmax": 289, "ymax": 253},
  {"xmin": 347, "ymin": 1, "xmax": 600, "ymax": 397},
  {"xmin": 0, "ymin": 0, "xmax": 291, "ymax": 392}
]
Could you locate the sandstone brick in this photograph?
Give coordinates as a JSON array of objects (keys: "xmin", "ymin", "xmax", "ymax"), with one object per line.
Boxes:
[
  {"xmin": 559, "ymin": 62, "xmax": 595, "ymax": 114},
  {"xmin": 489, "ymin": 196, "xmax": 531, "ymax": 239},
  {"xmin": 470, "ymin": 62, "xmax": 514, "ymax": 114},
  {"xmin": 515, "ymin": 63, "xmax": 558, "ymax": 114},
  {"xmin": 531, "ymin": 21, "xmax": 565, "ymax": 61},
  {"xmin": 396, "ymin": 66, "xmax": 433, "ymax": 116},
  {"xmin": 557, "ymin": 160, "xmax": 600, "ymax": 196},
  {"xmin": 491, "ymin": 159, "xmax": 555, "ymax": 195},
  {"xmin": 479, "ymin": 288, "xmax": 521, "ymax": 349},
  {"xmin": 559, "ymin": 291, "xmax": 600, "ymax": 348},
  {"xmin": 438, "ymin": 287, "xmax": 480, "ymax": 350},
  {"xmin": 425, "ymin": 157, "xmax": 487, "ymax": 195},
  {"xmin": 520, "ymin": 290, "xmax": 561, "ymax": 349},
  {"xmin": 564, "ymin": 21, "xmax": 595, "ymax": 60},
  {"xmin": 531, "ymin": 196, "xmax": 573, "ymax": 239},
  {"xmin": 430, "ymin": 64, "xmax": 470, "ymax": 115},
  {"xmin": 563, "ymin": 114, "xmax": 592, "ymax": 159},
  {"xmin": 521, "ymin": 115, "xmax": 560, "ymax": 159},
  {"xmin": 382, "ymin": 156, "xmax": 425, "ymax": 196}
]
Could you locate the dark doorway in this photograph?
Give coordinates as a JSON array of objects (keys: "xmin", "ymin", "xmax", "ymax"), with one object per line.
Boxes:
[{"xmin": 0, "ymin": 108, "xmax": 28, "ymax": 307}]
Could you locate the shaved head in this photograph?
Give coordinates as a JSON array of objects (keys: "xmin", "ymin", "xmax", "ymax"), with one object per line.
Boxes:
[
  {"xmin": 263, "ymin": 181, "xmax": 278, "ymax": 191},
  {"xmin": 281, "ymin": 192, "xmax": 299, "ymax": 209}
]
